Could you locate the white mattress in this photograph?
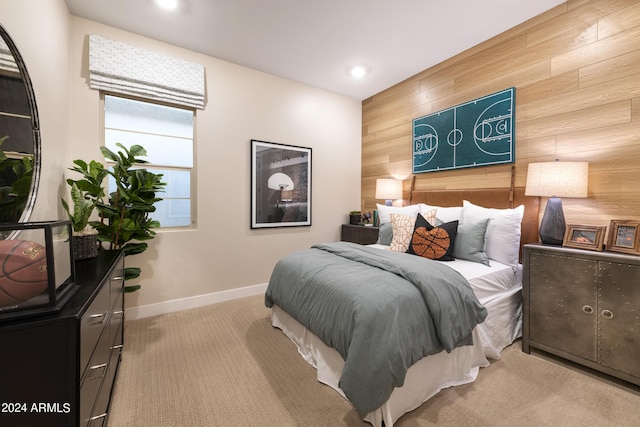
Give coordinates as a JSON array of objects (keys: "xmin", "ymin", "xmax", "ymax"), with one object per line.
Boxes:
[{"xmin": 270, "ymin": 246, "xmax": 523, "ymax": 426}]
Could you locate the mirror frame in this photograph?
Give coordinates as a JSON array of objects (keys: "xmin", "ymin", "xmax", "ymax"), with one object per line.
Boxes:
[{"xmin": 0, "ymin": 23, "xmax": 41, "ymax": 225}]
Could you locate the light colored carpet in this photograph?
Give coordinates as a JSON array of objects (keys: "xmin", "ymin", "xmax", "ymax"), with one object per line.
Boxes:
[{"xmin": 107, "ymin": 295, "xmax": 640, "ymax": 427}]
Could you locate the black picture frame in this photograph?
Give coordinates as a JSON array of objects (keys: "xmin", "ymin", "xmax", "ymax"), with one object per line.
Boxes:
[{"xmin": 250, "ymin": 139, "xmax": 311, "ymax": 229}]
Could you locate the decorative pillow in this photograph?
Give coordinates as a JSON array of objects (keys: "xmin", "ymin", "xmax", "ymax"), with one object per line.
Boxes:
[
  {"xmin": 453, "ymin": 218, "xmax": 491, "ymax": 266},
  {"xmin": 418, "ymin": 205, "xmax": 439, "ymax": 222},
  {"xmin": 462, "ymin": 200, "xmax": 524, "ymax": 266},
  {"xmin": 406, "ymin": 214, "xmax": 458, "ymax": 261},
  {"xmin": 377, "ymin": 222, "xmax": 393, "ymax": 245},
  {"xmin": 376, "ymin": 204, "xmax": 420, "ymax": 225},
  {"xmin": 419, "ymin": 208, "xmax": 437, "ymax": 228},
  {"xmin": 389, "ymin": 214, "xmax": 417, "ymax": 252},
  {"xmin": 389, "ymin": 209, "xmax": 437, "ymax": 252}
]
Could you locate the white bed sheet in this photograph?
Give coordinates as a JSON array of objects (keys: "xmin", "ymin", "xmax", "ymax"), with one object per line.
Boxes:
[{"xmin": 270, "ymin": 246, "xmax": 523, "ymax": 427}]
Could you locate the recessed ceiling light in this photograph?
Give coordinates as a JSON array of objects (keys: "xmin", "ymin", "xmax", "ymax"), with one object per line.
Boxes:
[
  {"xmin": 349, "ymin": 65, "xmax": 370, "ymax": 79},
  {"xmin": 155, "ymin": 0, "xmax": 178, "ymax": 11}
]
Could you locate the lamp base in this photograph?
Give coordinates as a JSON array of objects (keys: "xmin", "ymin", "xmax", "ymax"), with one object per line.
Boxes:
[
  {"xmin": 539, "ymin": 197, "xmax": 566, "ymax": 245},
  {"xmin": 385, "ymin": 199, "xmax": 393, "ymax": 206}
]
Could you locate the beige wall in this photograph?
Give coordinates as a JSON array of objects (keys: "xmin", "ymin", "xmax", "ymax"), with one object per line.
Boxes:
[
  {"xmin": 1, "ymin": 0, "xmax": 73, "ymax": 221},
  {"xmin": 362, "ymin": 0, "xmax": 640, "ymax": 236},
  {"xmin": 1, "ymin": 1, "xmax": 362, "ymax": 313}
]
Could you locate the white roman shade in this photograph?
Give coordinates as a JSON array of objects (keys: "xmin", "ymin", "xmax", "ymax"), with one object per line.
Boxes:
[{"xmin": 88, "ymin": 35, "xmax": 205, "ymax": 110}]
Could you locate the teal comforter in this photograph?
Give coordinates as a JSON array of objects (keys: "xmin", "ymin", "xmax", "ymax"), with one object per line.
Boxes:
[{"xmin": 264, "ymin": 242, "xmax": 487, "ymax": 417}]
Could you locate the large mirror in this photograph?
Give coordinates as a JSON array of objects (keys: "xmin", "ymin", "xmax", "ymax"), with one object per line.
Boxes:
[{"xmin": 0, "ymin": 23, "xmax": 40, "ymax": 227}]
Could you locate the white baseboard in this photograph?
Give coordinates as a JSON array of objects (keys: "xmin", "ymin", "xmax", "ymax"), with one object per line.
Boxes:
[{"xmin": 125, "ymin": 283, "xmax": 268, "ymax": 320}]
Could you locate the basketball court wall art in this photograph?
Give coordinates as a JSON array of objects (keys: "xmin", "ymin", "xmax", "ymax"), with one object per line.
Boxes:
[{"xmin": 412, "ymin": 87, "xmax": 515, "ymax": 174}]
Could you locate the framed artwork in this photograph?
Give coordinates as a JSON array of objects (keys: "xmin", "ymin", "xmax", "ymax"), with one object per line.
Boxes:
[
  {"xmin": 563, "ymin": 224, "xmax": 606, "ymax": 251},
  {"xmin": 412, "ymin": 87, "xmax": 515, "ymax": 174},
  {"xmin": 606, "ymin": 220, "xmax": 640, "ymax": 255},
  {"xmin": 250, "ymin": 139, "xmax": 311, "ymax": 229}
]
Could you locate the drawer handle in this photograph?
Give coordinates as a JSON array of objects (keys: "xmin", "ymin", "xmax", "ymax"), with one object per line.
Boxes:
[
  {"xmin": 111, "ymin": 344, "xmax": 123, "ymax": 350},
  {"xmin": 89, "ymin": 412, "xmax": 107, "ymax": 421},
  {"xmin": 88, "ymin": 313, "xmax": 107, "ymax": 325},
  {"xmin": 601, "ymin": 309, "xmax": 614, "ymax": 320},
  {"xmin": 89, "ymin": 362, "xmax": 107, "ymax": 371},
  {"xmin": 582, "ymin": 305, "xmax": 594, "ymax": 315},
  {"xmin": 85, "ymin": 363, "xmax": 107, "ymax": 380},
  {"xmin": 111, "ymin": 276, "xmax": 124, "ymax": 281}
]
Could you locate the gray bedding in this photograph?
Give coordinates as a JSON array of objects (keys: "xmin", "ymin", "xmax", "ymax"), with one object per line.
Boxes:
[{"xmin": 264, "ymin": 242, "xmax": 487, "ymax": 417}]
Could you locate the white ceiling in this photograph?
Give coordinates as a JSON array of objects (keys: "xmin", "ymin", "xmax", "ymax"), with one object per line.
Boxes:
[{"xmin": 65, "ymin": 0, "xmax": 566, "ymax": 100}]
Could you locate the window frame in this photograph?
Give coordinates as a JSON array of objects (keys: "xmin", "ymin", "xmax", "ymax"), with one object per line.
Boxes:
[{"xmin": 100, "ymin": 92, "xmax": 197, "ymax": 230}]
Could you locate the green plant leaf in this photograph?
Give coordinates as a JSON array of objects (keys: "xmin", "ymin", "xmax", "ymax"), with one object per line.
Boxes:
[
  {"xmin": 128, "ymin": 144, "xmax": 148, "ymax": 158},
  {"xmin": 124, "ymin": 267, "xmax": 141, "ymax": 280},
  {"xmin": 123, "ymin": 242, "xmax": 148, "ymax": 255},
  {"xmin": 124, "ymin": 284, "xmax": 141, "ymax": 293}
]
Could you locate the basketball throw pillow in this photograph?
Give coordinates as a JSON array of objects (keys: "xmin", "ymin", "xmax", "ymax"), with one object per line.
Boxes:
[
  {"xmin": 406, "ymin": 214, "xmax": 458, "ymax": 261},
  {"xmin": 0, "ymin": 239, "xmax": 48, "ymax": 308}
]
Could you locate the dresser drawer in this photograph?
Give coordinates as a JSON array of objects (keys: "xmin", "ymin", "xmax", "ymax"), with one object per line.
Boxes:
[
  {"xmin": 80, "ymin": 326, "xmax": 110, "ymax": 427},
  {"xmin": 89, "ymin": 346, "xmax": 121, "ymax": 427},
  {"xmin": 109, "ymin": 257, "xmax": 125, "ymax": 310},
  {"xmin": 87, "ymin": 363, "xmax": 111, "ymax": 427},
  {"xmin": 110, "ymin": 294, "xmax": 124, "ymax": 350},
  {"xmin": 80, "ymin": 281, "xmax": 110, "ymax": 376}
]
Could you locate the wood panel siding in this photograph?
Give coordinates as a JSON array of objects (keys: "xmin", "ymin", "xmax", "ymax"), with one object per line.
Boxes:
[{"xmin": 361, "ymin": 0, "xmax": 640, "ymax": 238}]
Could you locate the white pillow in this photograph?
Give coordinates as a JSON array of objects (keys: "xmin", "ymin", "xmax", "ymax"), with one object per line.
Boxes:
[
  {"xmin": 418, "ymin": 204, "xmax": 463, "ymax": 224},
  {"xmin": 462, "ymin": 200, "xmax": 524, "ymax": 266},
  {"xmin": 376, "ymin": 204, "xmax": 420, "ymax": 225}
]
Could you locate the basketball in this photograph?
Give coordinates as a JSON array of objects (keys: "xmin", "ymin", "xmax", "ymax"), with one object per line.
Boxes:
[
  {"xmin": 0, "ymin": 239, "xmax": 48, "ymax": 308},
  {"xmin": 411, "ymin": 226, "xmax": 451, "ymax": 259}
]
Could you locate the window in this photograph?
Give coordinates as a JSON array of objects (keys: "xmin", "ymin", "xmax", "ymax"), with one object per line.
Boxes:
[{"xmin": 103, "ymin": 94, "xmax": 194, "ymax": 228}]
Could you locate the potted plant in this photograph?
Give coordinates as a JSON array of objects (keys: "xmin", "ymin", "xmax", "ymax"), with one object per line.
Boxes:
[
  {"xmin": 61, "ymin": 159, "xmax": 107, "ymax": 260},
  {"xmin": 91, "ymin": 143, "xmax": 166, "ymax": 293},
  {"xmin": 349, "ymin": 210, "xmax": 361, "ymax": 225}
]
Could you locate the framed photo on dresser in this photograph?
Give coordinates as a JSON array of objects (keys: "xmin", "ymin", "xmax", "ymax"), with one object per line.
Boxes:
[
  {"xmin": 563, "ymin": 224, "xmax": 606, "ymax": 251},
  {"xmin": 606, "ymin": 220, "xmax": 640, "ymax": 255}
]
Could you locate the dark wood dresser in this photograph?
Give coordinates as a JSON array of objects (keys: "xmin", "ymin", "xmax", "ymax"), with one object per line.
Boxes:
[{"xmin": 0, "ymin": 250, "xmax": 124, "ymax": 427}]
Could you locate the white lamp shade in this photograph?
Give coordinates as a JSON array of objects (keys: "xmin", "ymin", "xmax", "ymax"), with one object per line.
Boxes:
[
  {"xmin": 525, "ymin": 162, "xmax": 588, "ymax": 198},
  {"xmin": 375, "ymin": 178, "xmax": 403, "ymax": 200}
]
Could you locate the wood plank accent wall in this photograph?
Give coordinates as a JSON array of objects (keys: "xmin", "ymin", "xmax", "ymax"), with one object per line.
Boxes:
[{"xmin": 361, "ymin": 0, "xmax": 640, "ymax": 235}]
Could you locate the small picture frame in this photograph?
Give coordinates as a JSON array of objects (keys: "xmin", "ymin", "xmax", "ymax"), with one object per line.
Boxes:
[
  {"xmin": 563, "ymin": 224, "xmax": 606, "ymax": 251},
  {"xmin": 606, "ymin": 220, "xmax": 640, "ymax": 255}
]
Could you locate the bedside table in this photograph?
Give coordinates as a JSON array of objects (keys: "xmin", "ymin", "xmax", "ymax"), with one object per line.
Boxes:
[
  {"xmin": 522, "ymin": 243, "xmax": 640, "ymax": 387},
  {"xmin": 341, "ymin": 224, "xmax": 379, "ymax": 245}
]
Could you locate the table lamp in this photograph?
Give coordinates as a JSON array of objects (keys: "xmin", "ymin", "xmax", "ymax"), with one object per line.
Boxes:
[
  {"xmin": 525, "ymin": 160, "xmax": 588, "ymax": 245},
  {"xmin": 375, "ymin": 179, "xmax": 402, "ymax": 206}
]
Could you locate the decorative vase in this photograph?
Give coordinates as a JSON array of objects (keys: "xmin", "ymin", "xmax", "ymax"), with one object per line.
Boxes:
[{"xmin": 72, "ymin": 232, "xmax": 98, "ymax": 260}]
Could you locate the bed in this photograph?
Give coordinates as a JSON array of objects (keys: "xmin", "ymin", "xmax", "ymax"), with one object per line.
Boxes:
[{"xmin": 265, "ymin": 186, "xmax": 539, "ymax": 426}]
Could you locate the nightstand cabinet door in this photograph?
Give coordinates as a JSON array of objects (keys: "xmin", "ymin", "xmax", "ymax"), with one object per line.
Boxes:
[
  {"xmin": 528, "ymin": 251, "xmax": 598, "ymax": 362},
  {"xmin": 597, "ymin": 261, "xmax": 640, "ymax": 378},
  {"xmin": 341, "ymin": 224, "xmax": 379, "ymax": 245}
]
